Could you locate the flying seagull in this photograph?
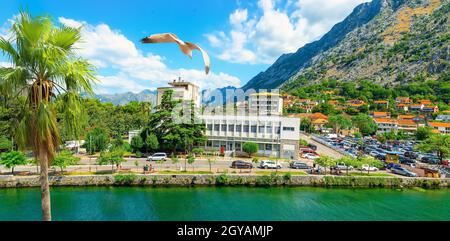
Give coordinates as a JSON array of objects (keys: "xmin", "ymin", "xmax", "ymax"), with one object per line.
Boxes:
[{"xmin": 141, "ymin": 33, "xmax": 210, "ymax": 75}]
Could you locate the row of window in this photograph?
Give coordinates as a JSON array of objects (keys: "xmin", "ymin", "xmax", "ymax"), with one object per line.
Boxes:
[
  {"xmin": 206, "ymin": 124, "xmax": 281, "ymax": 134},
  {"xmin": 206, "ymin": 124, "xmax": 296, "ymax": 133}
]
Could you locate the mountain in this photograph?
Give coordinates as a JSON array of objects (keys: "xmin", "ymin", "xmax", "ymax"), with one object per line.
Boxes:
[
  {"xmin": 90, "ymin": 89, "xmax": 157, "ymax": 105},
  {"xmin": 243, "ymin": 0, "xmax": 450, "ymax": 92}
]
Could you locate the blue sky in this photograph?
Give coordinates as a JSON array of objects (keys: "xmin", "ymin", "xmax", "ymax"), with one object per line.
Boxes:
[{"xmin": 0, "ymin": 0, "xmax": 369, "ymax": 94}]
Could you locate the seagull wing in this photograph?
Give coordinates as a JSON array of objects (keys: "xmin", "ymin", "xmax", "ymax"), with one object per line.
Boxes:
[
  {"xmin": 140, "ymin": 33, "xmax": 184, "ymax": 44},
  {"xmin": 185, "ymin": 42, "xmax": 211, "ymax": 75}
]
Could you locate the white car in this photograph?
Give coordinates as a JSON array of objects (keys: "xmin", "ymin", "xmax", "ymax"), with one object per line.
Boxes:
[
  {"xmin": 303, "ymin": 153, "xmax": 319, "ymax": 160},
  {"xmin": 335, "ymin": 162, "xmax": 354, "ymax": 170},
  {"xmin": 259, "ymin": 160, "xmax": 282, "ymax": 169},
  {"xmin": 361, "ymin": 164, "xmax": 378, "ymax": 172},
  {"xmin": 147, "ymin": 152, "xmax": 167, "ymax": 161}
]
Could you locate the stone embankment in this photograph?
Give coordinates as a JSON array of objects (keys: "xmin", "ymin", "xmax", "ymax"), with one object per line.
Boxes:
[{"xmin": 1, "ymin": 174, "xmax": 449, "ymax": 189}]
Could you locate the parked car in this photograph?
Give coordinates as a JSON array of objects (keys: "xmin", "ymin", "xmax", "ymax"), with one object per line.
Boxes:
[
  {"xmin": 360, "ymin": 164, "xmax": 378, "ymax": 172},
  {"xmin": 335, "ymin": 162, "xmax": 354, "ymax": 170},
  {"xmin": 399, "ymin": 156, "xmax": 416, "ymax": 165},
  {"xmin": 303, "ymin": 153, "xmax": 319, "ymax": 160},
  {"xmin": 404, "ymin": 151, "xmax": 418, "ymax": 159},
  {"xmin": 290, "ymin": 161, "xmax": 310, "ymax": 169},
  {"xmin": 147, "ymin": 152, "xmax": 167, "ymax": 161},
  {"xmin": 390, "ymin": 166, "xmax": 417, "ymax": 177},
  {"xmin": 230, "ymin": 160, "xmax": 253, "ymax": 169},
  {"xmin": 308, "ymin": 144, "xmax": 317, "ymax": 150},
  {"xmin": 259, "ymin": 160, "xmax": 282, "ymax": 169}
]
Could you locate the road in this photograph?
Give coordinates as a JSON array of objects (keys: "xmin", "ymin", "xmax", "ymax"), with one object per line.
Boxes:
[{"xmin": 299, "ymin": 132, "xmax": 345, "ymax": 159}]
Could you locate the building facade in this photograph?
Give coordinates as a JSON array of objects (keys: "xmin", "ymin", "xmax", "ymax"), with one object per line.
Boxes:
[
  {"xmin": 199, "ymin": 115, "xmax": 300, "ymax": 159},
  {"xmin": 248, "ymin": 92, "xmax": 283, "ymax": 116},
  {"xmin": 157, "ymin": 78, "xmax": 200, "ymax": 106}
]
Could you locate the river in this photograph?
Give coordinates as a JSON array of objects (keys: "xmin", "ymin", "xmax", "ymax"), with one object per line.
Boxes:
[{"xmin": 1, "ymin": 186, "xmax": 449, "ymax": 221}]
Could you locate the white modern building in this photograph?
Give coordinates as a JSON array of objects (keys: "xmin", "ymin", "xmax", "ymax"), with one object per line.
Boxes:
[
  {"xmin": 248, "ymin": 92, "xmax": 283, "ymax": 116},
  {"xmin": 157, "ymin": 77, "xmax": 200, "ymax": 106},
  {"xmin": 199, "ymin": 115, "xmax": 300, "ymax": 159}
]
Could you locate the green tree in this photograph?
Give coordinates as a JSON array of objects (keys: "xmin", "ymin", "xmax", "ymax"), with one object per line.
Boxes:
[
  {"xmin": 315, "ymin": 156, "xmax": 336, "ymax": 175},
  {"xmin": 416, "ymin": 134, "xmax": 450, "ymax": 162},
  {"xmin": 187, "ymin": 154, "xmax": 196, "ymax": 171},
  {"xmin": 243, "ymin": 142, "xmax": 259, "ymax": 157},
  {"xmin": 336, "ymin": 156, "xmax": 354, "ymax": 175},
  {"xmin": 0, "ymin": 13, "xmax": 96, "ymax": 220},
  {"xmin": 415, "ymin": 126, "xmax": 433, "ymax": 141},
  {"xmin": 97, "ymin": 148, "xmax": 125, "ymax": 173},
  {"xmin": 84, "ymin": 128, "xmax": 109, "ymax": 154},
  {"xmin": 130, "ymin": 135, "xmax": 144, "ymax": 153},
  {"xmin": 0, "ymin": 151, "xmax": 27, "ymax": 174},
  {"xmin": 327, "ymin": 114, "xmax": 352, "ymax": 134},
  {"xmin": 352, "ymin": 114, "xmax": 377, "ymax": 136},
  {"xmin": 52, "ymin": 150, "xmax": 80, "ymax": 173},
  {"xmin": 143, "ymin": 90, "xmax": 205, "ymax": 154},
  {"xmin": 360, "ymin": 156, "xmax": 383, "ymax": 174},
  {"xmin": 145, "ymin": 133, "xmax": 159, "ymax": 153},
  {"xmin": 300, "ymin": 117, "xmax": 313, "ymax": 133},
  {"xmin": 0, "ymin": 136, "xmax": 12, "ymax": 152}
]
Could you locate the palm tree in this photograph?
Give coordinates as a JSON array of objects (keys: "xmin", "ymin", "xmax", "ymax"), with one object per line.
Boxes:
[{"xmin": 0, "ymin": 12, "xmax": 96, "ymax": 221}]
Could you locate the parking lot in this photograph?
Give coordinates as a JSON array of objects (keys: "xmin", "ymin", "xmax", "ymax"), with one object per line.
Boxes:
[{"xmin": 314, "ymin": 134, "xmax": 450, "ymax": 178}]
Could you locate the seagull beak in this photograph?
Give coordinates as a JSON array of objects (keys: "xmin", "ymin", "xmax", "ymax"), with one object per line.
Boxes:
[{"xmin": 140, "ymin": 37, "xmax": 150, "ymax": 43}]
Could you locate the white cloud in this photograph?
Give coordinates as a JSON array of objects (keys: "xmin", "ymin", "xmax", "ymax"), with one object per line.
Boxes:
[
  {"xmin": 57, "ymin": 18, "xmax": 241, "ymax": 94},
  {"xmin": 206, "ymin": 0, "xmax": 370, "ymax": 64},
  {"xmin": 0, "ymin": 61, "xmax": 12, "ymax": 67}
]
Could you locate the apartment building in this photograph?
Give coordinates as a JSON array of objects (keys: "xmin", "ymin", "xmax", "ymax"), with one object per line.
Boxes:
[
  {"xmin": 200, "ymin": 115, "xmax": 300, "ymax": 159},
  {"xmin": 248, "ymin": 92, "xmax": 283, "ymax": 116},
  {"xmin": 428, "ymin": 122, "xmax": 450, "ymax": 134},
  {"xmin": 156, "ymin": 78, "xmax": 200, "ymax": 106}
]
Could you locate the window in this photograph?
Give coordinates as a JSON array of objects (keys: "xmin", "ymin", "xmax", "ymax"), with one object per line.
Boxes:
[
  {"xmin": 228, "ymin": 125, "xmax": 235, "ymax": 132},
  {"xmin": 251, "ymin": 125, "xmax": 257, "ymax": 133},
  {"xmin": 283, "ymin": 127, "xmax": 295, "ymax": 131},
  {"xmin": 275, "ymin": 127, "xmax": 280, "ymax": 134},
  {"xmin": 207, "ymin": 124, "xmax": 212, "ymax": 131},
  {"xmin": 214, "ymin": 124, "xmax": 220, "ymax": 131},
  {"xmin": 243, "ymin": 125, "xmax": 249, "ymax": 132},
  {"xmin": 236, "ymin": 125, "xmax": 242, "ymax": 132},
  {"xmin": 221, "ymin": 125, "xmax": 227, "ymax": 132},
  {"xmin": 258, "ymin": 126, "xmax": 265, "ymax": 133},
  {"xmin": 266, "ymin": 126, "xmax": 273, "ymax": 133}
]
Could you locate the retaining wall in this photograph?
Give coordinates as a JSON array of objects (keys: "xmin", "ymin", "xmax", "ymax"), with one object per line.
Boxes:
[{"xmin": 1, "ymin": 174, "xmax": 449, "ymax": 189}]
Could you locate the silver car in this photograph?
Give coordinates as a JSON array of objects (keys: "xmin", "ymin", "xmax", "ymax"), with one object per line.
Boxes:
[{"xmin": 147, "ymin": 152, "xmax": 167, "ymax": 161}]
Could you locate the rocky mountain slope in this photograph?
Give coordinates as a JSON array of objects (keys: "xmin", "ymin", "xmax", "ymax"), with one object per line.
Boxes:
[
  {"xmin": 242, "ymin": 0, "xmax": 450, "ymax": 92},
  {"xmin": 89, "ymin": 89, "xmax": 157, "ymax": 105}
]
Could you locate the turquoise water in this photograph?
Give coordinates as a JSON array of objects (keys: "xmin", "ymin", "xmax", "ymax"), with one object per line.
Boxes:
[{"xmin": 1, "ymin": 187, "xmax": 450, "ymax": 221}]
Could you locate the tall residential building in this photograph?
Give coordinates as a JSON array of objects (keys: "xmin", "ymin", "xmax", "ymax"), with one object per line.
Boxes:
[
  {"xmin": 248, "ymin": 92, "xmax": 283, "ymax": 116},
  {"xmin": 156, "ymin": 77, "xmax": 200, "ymax": 106}
]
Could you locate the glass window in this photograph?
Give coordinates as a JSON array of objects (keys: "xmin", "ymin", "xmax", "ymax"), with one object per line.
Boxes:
[
  {"xmin": 243, "ymin": 125, "xmax": 249, "ymax": 132},
  {"xmin": 236, "ymin": 125, "xmax": 242, "ymax": 132},
  {"xmin": 251, "ymin": 125, "xmax": 257, "ymax": 133},
  {"xmin": 258, "ymin": 126, "xmax": 265, "ymax": 133},
  {"xmin": 221, "ymin": 125, "xmax": 227, "ymax": 132},
  {"xmin": 266, "ymin": 126, "xmax": 273, "ymax": 133},
  {"xmin": 275, "ymin": 127, "xmax": 280, "ymax": 134},
  {"xmin": 207, "ymin": 124, "xmax": 212, "ymax": 131},
  {"xmin": 265, "ymin": 144, "xmax": 272, "ymax": 151},
  {"xmin": 214, "ymin": 124, "xmax": 220, "ymax": 131},
  {"xmin": 228, "ymin": 125, "xmax": 235, "ymax": 132}
]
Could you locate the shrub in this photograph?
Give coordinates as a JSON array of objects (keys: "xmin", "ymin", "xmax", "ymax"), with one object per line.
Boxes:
[
  {"xmin": 114, "ymin": 174, "xmax": 137, "ymax": 185},
  {"xmin": 216, "ymin": 173, "xmax": 229, "ymax": 186}
]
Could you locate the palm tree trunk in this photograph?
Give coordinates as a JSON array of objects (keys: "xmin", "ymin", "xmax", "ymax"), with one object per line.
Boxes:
[{"xmin": 39, "ymin": 151, "xmax": 51, "ymax": 221}]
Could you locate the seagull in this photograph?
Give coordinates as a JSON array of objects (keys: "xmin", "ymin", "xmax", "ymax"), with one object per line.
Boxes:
[{"xmin": 141, "ymin": 33, "xmax": 210, "ymax": 75}]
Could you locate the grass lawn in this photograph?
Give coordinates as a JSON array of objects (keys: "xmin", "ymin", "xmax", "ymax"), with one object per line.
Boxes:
[
  {"xmin": 254, "ymin": 171, "xmax": 307, "ymax": 176},
  {"xmin": 156, "ymin": 171, "xmax": 213, "ymax": 175},
  {"xmin": 345, "ymin": 172, "xmax": 393, "ymax": 177}
]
